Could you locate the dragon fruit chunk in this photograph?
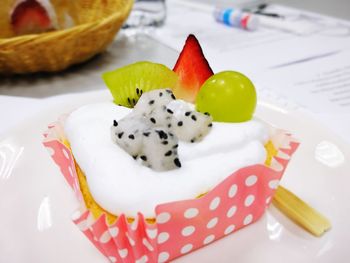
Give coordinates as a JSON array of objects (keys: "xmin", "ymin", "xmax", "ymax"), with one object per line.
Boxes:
[
  {"xmin": 141, "ymin": 127, "xmax": 180, "ymax": 171},
  {"xmin": 166, "ymin": 100, "xmax": 213, "ymax": 143},
  {"xmin": 111, "ymin": 89, "xmax": 213, "ymax": 171},
  {"xmin": 147, "ymin": 106, "xmax": 173, "ymax": 127},
  {"xmin": 111, "ymin": 115, "xmax": 151, "ymax": 157},
  {"xmin": 134, "ymin": 88, "xmax": 176, "ymax": 116}
]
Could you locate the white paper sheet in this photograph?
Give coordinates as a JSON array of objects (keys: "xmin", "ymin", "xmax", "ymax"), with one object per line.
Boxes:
[
  {"xmin": 258, "ymin": 51, "xmax": 350, "ymax": 114},
  {"xmin": 257, "ymin": 51, "xmax": 350, "ymax": 143}
]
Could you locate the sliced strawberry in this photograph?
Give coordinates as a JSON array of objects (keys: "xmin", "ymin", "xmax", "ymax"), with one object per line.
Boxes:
[
  {"xmin": 173, "ymin": 34, "xmax": 214, "ymax": 102},
  {"xmin": 11, "ymin": 0, "xmax": 52, "ymax": 35}
]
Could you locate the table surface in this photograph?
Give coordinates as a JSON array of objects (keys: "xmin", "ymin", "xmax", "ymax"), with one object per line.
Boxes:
[{"xmin": 0, "ymin": 34, "xmax": 178, "ymax": 98}]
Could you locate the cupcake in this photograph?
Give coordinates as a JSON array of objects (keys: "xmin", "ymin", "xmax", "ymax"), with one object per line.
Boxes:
[{"xmin": 43, "ymin": 35, "xmax": 299, "ymax": 262}]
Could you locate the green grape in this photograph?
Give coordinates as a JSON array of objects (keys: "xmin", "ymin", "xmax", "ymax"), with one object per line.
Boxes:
[{"xmin": 196, "ymin": 71, "xmax": 257, "ymax": 122}]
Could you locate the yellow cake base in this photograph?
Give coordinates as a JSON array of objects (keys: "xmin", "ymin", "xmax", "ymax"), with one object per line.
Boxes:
[{"xmin": 66, "ymin": 140, "xmax": 277, "ymax": 225}]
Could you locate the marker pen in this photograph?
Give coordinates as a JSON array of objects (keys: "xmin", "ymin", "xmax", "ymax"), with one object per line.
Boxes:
[{"xmin": 214, "ymin": 7, "xmax": 260, "ymax": 31}]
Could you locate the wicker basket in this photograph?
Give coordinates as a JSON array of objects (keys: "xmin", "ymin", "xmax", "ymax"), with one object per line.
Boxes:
[{"xmin": 0, "ymin": 0, "xmax": 133, "ymax": 74}]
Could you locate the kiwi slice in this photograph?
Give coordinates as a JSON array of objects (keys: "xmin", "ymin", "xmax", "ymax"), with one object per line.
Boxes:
[{"xmin": 102, "ymin": 61, "xmax": 178, "ymax": 107}]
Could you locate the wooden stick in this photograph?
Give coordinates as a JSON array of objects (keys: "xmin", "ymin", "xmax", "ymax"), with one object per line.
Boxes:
[{"xmin": 272, "ymin": 185, "xmax": 331, "ymax": 237}]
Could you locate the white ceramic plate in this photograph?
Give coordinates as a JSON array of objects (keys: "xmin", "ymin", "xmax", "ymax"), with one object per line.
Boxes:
[{"xmin": 0, "ymin": 90, "xmax": 349, "ymax": 263}]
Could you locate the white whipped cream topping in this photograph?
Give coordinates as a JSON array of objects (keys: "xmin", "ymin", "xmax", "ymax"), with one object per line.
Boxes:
[{"xmin": 65, "ymin": 102, "xmax": 269, "ymax": 218}]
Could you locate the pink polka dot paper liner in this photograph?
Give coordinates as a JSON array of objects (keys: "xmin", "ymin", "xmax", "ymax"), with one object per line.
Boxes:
[{"xmin": 43, "ymin": 119, "xmax": 299, "ymax": 263}]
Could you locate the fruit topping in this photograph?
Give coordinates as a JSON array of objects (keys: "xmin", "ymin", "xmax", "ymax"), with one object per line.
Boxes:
[
  {"xmin": 166, "ymin": 100, "xmax": 212, "ymax": 143},
  {"xmin": 112, "ymin": 118, "xmax": 180, "ymax": 171},
  {"xmin": 111, "ymin": 115, "xmax": 151, "ymax": 157},
  {"xmin": 103, "ymin": 62, "xmax": 178, "ymax": 108},
  {"xmin": 111, "ymin": 89, "xmax": 213, "ymax": 171},
  {"xmin": 141, "ymin": 127, "xmax": 180, "ymax": 171},
  {"xmin": 134, "ymin": 88, "xmax": 176, "ymax": 116},
  {"xmin": 133, "ymin": 88, "xmax": 213, "ymax": 142},
  {"xmin": 173, "ymin": 34, "xmax": 214, "ymax": 103},
  {"xmin": 196, "ymin": 71, "xmax": 257, "ymax": 122},
  {"xmin": 11, "ymin": 0, "xmax": 52, "ymax": 35}
]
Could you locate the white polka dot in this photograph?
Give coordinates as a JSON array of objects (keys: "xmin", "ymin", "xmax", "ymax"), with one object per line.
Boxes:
[
  {"xmin": 74, "ymin": 180, "xmax": 80, "ymax": 189},
  {"xmin": 63, "ymin": 148, "xmax": 70, "ymax": 159},
  {"xmin": 203, "ymin": 234, "xmax": 215, "ymax": 245},
  {"xmin": 76, "ymin": 220, "xmax": 88, "ymax": 231},
  {"xmin": 68, "ymin": 166, "xmax": 74, "ymax": 176},
  {"xmin": 244, "ymin": 195, "xmax": 255, "ymax": 207},
  {"xmin": 157, "ymin": 212, "xmax": 171, "ymax": 224},
  {"xmin": 146, "ymin": 228, "xmax": 157, "ymax": 239},
  {"xmin": 245, "ymin": 175, "xmax": 258, "ymax": 186},
  {"xmin": 184, "ymin": 208, "xmax": 199, "ymax": 219},
  {"xmin": 143, "ymin": 238, "xmax": 154, "ymax": 251},
  {"xmin": 99, "ymin": 231, "xmax": 111, "ymax": 243},
  {"xmin": 228, "ymin": 184, "xmax": 238, "ymax": 198},
  {"xmin": 158, "ymin": 252, "xmax": 169, "ymax": 263},
  {"xmin": 86, "ymin": 213, "xmax": 95, "ymax": 225},
  {"xmin": 209, "ymin": 197, "xmax": 221, "ymax": 210},
  {"xmin": 181, "ymin": 244, "xmax": 193, "ymax": 254},
  {"xmin": 266, "ymin": 196, "xmax": 271, "ymax": 204},
  {"xmin": 108, "ymin": 256, "xmax": 117, "ymax": 262},
  {"xmin": 243, "ymin": 214, "xmax": 253, "ymax": 225},
  {"xmin": 207, "ymin": 217, "xmax": 218, "ymax": 229},
  {"xmin": 71, "ymin": 210, "xmax": 81, "ymax": 221},
  {"xmin": 47, "ymin": 147, "xmax": 55, "ymax": 156},
  {"xmin": 136, "ymin": 255, "xmax": 148, "ymax": 263},
  {"xmin": 226, "ymin": 205, "xmax": 237, "ymax": 218},
  {"xmin": 126, "ymin": 233, "xmax": 135, "ymax": 246},
  {"xmin": 131, "ymin": 219, "xmax": 138, "ymax": 230},
  {"xmin": 157, "ymin": 232, "xmax": 169, "ymax": 244},
  {"xmin": 72, "ymin": 183, "xmax": 79, "ymax": 196},
  {"xmin": 109, "ymin": 227, "xmax": 119, "ymax": 238},
  {"xmin": 118, "ymin": 248, "xmax": 128, "ymax": 258},
  {"xmin": 269, "ymin": 180, "xmax": 279, "ymax": 189},
  {"xmin": 224, "ymin": 225, "xmax": 235, "ymax": 235},
  {"xmin": 182, "ymin": 226, "xmax": 195, "ymax": 236}
]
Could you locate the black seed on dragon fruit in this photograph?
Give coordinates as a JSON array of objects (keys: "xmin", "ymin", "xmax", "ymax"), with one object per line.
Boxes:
[
  {"xmin": 141, "ymin": 127, "xmax": 180, "ymax": 171},
  {"xmin": 166, "ymin": 100, "xmax": 213, "ymax": 142}
]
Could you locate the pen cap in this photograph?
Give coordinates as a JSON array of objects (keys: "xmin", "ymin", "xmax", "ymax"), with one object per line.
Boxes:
[
  {"xmin": 214, "ymin": 7, "xmax": 259, "ymax": 31},
  {"xmin": 243, "ymin": 12, "xmax": 259, "ymax": 30}
]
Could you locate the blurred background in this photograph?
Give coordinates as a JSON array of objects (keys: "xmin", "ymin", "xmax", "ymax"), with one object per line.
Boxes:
[
  {"xmin": 1, "ymin": 0, "xmax": 350, "ymax": 141},
  {"xmin": 192, "ymin": 0, "xmax": 350, "ymax": 20}
]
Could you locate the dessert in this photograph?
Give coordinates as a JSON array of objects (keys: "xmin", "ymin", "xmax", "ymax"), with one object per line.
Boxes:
[
  {"xmin": 44, "ymin": 35, "xmax": 300, "ymax": 262},
  {"xmin": 11, "ymin": 0, "xmax": 56, "ymax": 35},
  {"xmin": 9, "ymin": 0, "xmax": 75, "ymax": 36},
  {"xmin": 64, "ymin": 97, "xmax": 268, "ymax": 218}
]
